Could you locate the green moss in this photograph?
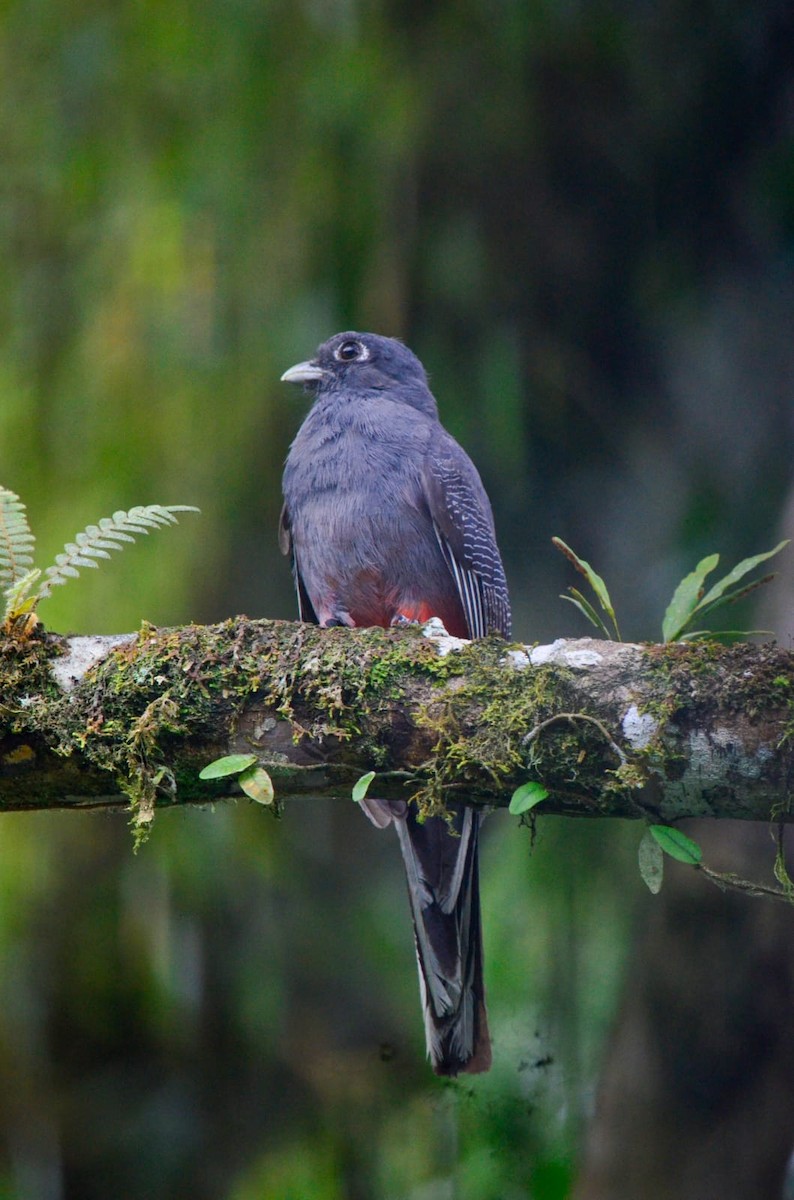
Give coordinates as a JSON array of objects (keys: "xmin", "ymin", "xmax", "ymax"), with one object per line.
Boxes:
[
  {"xmin": 0, "ymin": 627, "xmax": 65, "ymax": 720},
  {"xmin": 642, "ymin": 640, "xmax": 794, "ymax": 731},
  {"xmin": 10, "ymin": 621, "xmax": 785, "ymax": 828},
  {"xmin": 619, "ymin": 641, "xmax": 794, "ymax": 798},
  {"xmin": 65, "ymin": 619, "xmax": 626, "ymax": 825},
  {"xmin": 405, "ymin": 638, "xmax": 579, "ymax": 819},
  {"xmin": 1, "ymin": 618, "xmax": 484, "ymax": 829}
]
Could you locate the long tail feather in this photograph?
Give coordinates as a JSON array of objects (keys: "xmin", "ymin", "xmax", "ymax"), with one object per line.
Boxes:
[{"xmin": 394, "ymin": 803, "xmax": 491, "ymax": 1075}]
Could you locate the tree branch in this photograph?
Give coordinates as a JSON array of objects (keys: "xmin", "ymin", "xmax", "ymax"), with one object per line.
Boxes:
[{"xmin": 1, "ymin": 618, "xmax": 793, "ymax": 824}]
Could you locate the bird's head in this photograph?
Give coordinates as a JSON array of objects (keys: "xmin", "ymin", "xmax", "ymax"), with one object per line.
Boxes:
[{"xmin": 280, "ymin": 332, "xmax": 437, "ymax": 417}]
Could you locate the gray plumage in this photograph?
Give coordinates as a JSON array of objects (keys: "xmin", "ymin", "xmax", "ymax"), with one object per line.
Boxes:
[{"xmin": 280, "ymin": 331, "xmax": 511, "ymax": 1074}]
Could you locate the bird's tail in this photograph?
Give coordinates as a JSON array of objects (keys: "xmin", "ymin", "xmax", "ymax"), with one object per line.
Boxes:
[{"xmin": 393, "ymin": 803, "xmax": 491, "ymax": 1075}]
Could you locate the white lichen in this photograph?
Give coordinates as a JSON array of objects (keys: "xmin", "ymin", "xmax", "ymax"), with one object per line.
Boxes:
[
  {"xmin": 621, "ymin": 704, "xmax": 658, "ymax": 750},
  {"xmin": 422, "ymin": 617, "xmax": 468, "ymax": 657},
  {"xmin": 530, "ymin": 639, "xmax": 604, "ymax": 669},
  {"xmin": 503, "ymin": 649, "xmax": 531, "ymax": 669},
  {"xmin": 50, "ymin": 634, "xmax": 135, "ymax": 691}
]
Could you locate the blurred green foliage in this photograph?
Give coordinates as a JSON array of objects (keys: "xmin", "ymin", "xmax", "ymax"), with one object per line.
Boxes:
[{"xmin": 1, "ymin": 0, "xmax": 793, "ymax": 1196}]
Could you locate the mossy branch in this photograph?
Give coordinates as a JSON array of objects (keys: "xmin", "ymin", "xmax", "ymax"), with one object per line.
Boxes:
[{"xmin": 0, "ymin": 620, "xmax": 792, "ymax": 827}]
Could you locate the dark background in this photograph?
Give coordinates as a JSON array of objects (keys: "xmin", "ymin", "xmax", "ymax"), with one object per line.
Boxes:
[{"xmin": 1, "ymin": 2, "xmax": 793, "ymax": 1197}]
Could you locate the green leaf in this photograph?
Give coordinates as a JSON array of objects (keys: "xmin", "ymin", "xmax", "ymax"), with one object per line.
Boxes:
[
  {"xmin": 352, "ymin": 771, "xmax": 376, "ymax": 802},
  {"xmin": 695, "ymin": 575, "xmax": 776, "ymax": 623},
  {"xmin": 0, "ymin": 487, "xmax": 35, "ymax": 589},
  {"xmin": 239, "ymin": 765, "xmax": 275, "ymax": 805},
  {"xmin": 663, "ymin": 541, "xmax": 789, "ymax": 641},
  {"xmin": 661, "ymin": 553, "xmax": 720, "ymax": 641},
  {"xmin": 638, "ymin": 829, "xmax": 664, "ymax": 893},
  {"xmin": 39, "ymin": 504, "xmax": 201, "ymax": 599},
  {"xmin": 553, "ymin": 539, "xmax": 615, "ymax": 615},
  {"xmin": 509, "ymin": 780, "xmax": 549, "ymax": 815},
  {"xmin": 773, "ymin": 827, "xmax": 794, "ymax": 898},
  {"xmin": 696, "ymin": 540, "xmax": 789, "ymax": 611},
  {"xmin": 553, "ymin": 538, "xmax": 620, "ymax": 638},
  {"xmin": 3, "ymin": 568, "xmax": 41, "ymax": 623},
  {"xmin": 648, "ymin": 824, "xmax": 702, "ymax": 865},
  {"xmin": 199, "ymin": 753, "xmax": 258, "ymax": 780},
  {"xmin": 560, "ymin": 591, "xmax": 613, "ymax": 639}
]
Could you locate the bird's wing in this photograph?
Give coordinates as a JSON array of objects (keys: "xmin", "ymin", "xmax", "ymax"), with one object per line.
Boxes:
[
  {"xmin": 422, "ymin": 431, "xmax": 511, "ymax": 639},
  {"xmin": 278, "ymin": 503, "xmax": 319, "ymax": 624}
]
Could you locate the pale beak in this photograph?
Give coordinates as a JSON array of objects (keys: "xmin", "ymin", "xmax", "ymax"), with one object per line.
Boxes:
[{"xmin": 280, "ymin": 360, "xmax": 327, "ymax": 384}]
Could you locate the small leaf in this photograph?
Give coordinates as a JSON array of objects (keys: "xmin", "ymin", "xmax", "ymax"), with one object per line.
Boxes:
[
  {"xmin": 63, "ymin": 553, "xmax": 100, "ymax": 569},
  {"xmin": 352, "ymin": 770, "xmax": 376, "ymax": 802},
  {"xmin": 695, "ymin": 574, "xmax": 776, "ymax": 621},
  {"xmin": 561, "ymin": 591, "xmax": 613, "ymax": 639},
  {"xmin": 773, "ymin": 826, "xmax": 794, "ymax": 898},
  {"xmin": 199, "ymin": 753, "xmax": 258, "ymax": 780},
  {"xmin": 648, "ymin": 824, "xmax": 702, "ymax": 865},
  {"xmin": 509, "ymin": 780, "xmax": 549, "ymax": 815},
  {"xmin": 554, "ymin": 540, "xmax": 623, "ymax": 643},
  {"xmin": 696, "ymin": 540, "xmax": 789, "ymax": 611},
  {"xmin": 239, "ymin": 765, "xmax": 274, "ymax": 805},
  {"xmin": 638, "ymin": 829, "xmax": 665, "ymax": 893},
  {"xmin": 662, "ymin": 553, "xmax": 720, "ymax": 641},
  {"xmin": 553, "ymin": 538, "xmax": 620, "ymax": 638},
  {"xmin": 3, "ymin": 568, "xmax": 41, "ymax": 622},
  {"xmin": 98, "ymin": 520, "xmax": 136, "ymax": 542}
]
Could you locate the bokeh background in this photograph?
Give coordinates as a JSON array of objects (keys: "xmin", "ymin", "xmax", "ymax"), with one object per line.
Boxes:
[{"xmin": 1, "ymin": 3, "xmax": 794, "ymax": 1198}]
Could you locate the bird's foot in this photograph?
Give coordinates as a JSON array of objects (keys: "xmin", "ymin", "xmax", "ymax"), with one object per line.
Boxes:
[{"xmin": 390, "ymin": 612, "xmax": 421, "ymax": 628}]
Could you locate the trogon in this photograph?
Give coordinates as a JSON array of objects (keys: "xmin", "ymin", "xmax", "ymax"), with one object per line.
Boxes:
[{"xmin": 280, "ymin": 331, "xmax": 511, "ymax": 1075}]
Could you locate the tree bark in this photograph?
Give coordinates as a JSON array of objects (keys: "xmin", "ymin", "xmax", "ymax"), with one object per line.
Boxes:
[{"xmin": 1, "ymin": 617, "xmax": 792, "ymax": 822}]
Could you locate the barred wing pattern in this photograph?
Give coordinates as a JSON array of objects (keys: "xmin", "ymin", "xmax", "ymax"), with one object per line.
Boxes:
[{"xmin": 422, "ymin": 431, "xmax": 512, "ymax": 640}]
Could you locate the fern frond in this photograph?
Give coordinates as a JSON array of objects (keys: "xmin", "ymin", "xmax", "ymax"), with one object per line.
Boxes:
[
  {"xmin": 0, "ymin": 487, "xmax": 36, "ymax": 588},
  {"xmin": 2, "ymin": 568, "xmax": 42, "ymax": 625},
  {"xmin": 38, "ymin": 505, "xmax": 199, "ymax": 598}
]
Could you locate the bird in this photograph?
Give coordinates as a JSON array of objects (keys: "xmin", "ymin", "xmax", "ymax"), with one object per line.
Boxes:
[{"xmin": 279, "ymin": 331, "xmax": 511, "ymax": 1075}]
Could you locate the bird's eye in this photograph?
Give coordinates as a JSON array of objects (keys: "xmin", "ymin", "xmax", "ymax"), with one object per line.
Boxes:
[{"xmin": 334, "ymin": 339, "xmax": 368, "ymax": 363}]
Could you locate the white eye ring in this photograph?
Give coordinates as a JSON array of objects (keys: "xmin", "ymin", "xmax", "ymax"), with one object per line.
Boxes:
[{"xmin": 334, "ymin": 339, "xmax": 370, "ymax": 363}]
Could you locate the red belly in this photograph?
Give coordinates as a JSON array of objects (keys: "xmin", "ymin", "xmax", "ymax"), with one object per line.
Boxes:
[{"xmin": 349, "ymin": 597, "xmax": 469, "ymax": 639}]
